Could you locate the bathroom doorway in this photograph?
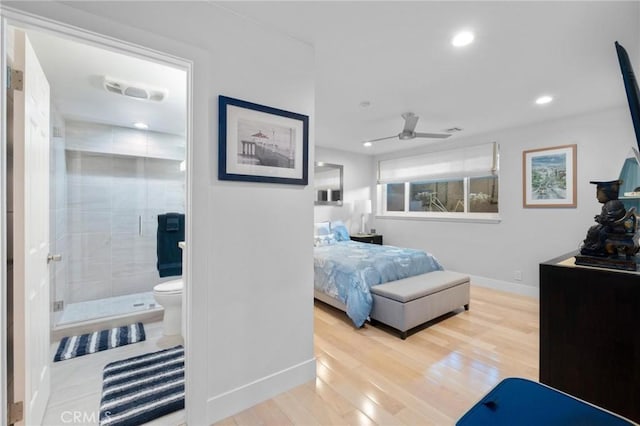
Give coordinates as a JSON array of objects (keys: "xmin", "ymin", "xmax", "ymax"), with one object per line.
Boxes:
[
  {"xmin": 24, "ymin": 30, "xmax": 189, "ymax": 334},
  {"xmin": 27, "ymin": 30, "xmax": 187, "ymax": 335},
  {"xmin": 4, "ymin": 14, "xmax": 191, "ymax": 426}
]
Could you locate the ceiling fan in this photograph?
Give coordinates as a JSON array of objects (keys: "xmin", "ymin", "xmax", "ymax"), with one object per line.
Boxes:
[{"xmin": 365, "ymin": 112, "xmax": 451, "ymax": 144}]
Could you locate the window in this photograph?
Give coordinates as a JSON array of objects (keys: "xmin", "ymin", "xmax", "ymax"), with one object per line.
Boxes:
[
  {"xmin": 386, "ymin": 183, "xmax": 405, "ymax": 212},
  {"xmin": 409, "ymin": 180, "xmax": 464, "ymax": 212},
  {"xmin": 469, "ymin": 176, "xmax": 499, "ymax": 213},
  {"xmin": 377, "ymin": 142, "xmax": 499, "ymax": 221}
]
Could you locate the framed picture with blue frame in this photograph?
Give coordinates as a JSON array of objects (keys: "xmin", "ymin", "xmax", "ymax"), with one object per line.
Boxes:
[{"xmin": 218, "ymin": 95, "xmax": 309, "ymax": 185}]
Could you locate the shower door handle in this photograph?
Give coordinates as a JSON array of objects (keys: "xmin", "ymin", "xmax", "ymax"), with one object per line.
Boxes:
[{"xmin": 47, "ymin": 254, "xmax": 62, "ymax": 264}]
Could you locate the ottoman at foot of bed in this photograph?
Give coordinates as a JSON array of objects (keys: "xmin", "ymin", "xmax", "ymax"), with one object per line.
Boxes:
[{"xmin": 370, "ymin": 270, "xmax": 471, "ymax": 339}]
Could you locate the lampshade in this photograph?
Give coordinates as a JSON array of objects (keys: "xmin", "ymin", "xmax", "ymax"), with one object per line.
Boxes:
[{"xmin": 356, "ymin": 199, "xmax": 372, "ymax": 214}]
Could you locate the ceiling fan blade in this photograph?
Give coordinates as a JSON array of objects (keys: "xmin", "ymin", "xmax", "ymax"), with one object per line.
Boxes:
[
  {"xmin": 401, "ymin": 113, "xmax": 419, "ymax": 133},
  {"xmin": 366, "ymin": 134, "xmax": 400, "ymax": 143},
  {"xmin": 413, "ymin": 132, "xmax": 452, "ymax": 139}
]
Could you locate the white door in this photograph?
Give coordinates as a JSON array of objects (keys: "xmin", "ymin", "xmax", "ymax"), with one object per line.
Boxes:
[{"xmin": 11, "ymin": 29, "xmax": 51, "ymax": 426}]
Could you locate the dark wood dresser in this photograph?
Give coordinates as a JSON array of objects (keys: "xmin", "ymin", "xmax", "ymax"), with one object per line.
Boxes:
[{"xmin": 539, "ymin": 252, "xmax": 640, "ymax": 423}]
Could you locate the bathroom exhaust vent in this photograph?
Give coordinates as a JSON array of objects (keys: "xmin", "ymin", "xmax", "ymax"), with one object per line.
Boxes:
[{"xmin": 103, "ymin": 76, "xmax": 168, "ymax": 102}]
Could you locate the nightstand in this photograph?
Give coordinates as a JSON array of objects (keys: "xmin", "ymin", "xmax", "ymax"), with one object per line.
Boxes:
[{"xmin": 350, "ymin": 234, "xmax": 383, "ymax": 245}]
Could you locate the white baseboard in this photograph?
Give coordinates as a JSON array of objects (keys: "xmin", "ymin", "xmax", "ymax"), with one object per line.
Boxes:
[
  {"xmin": 207, "ymin": 357, "xmax": 316, "ymax": 424},
  {"xmin": 450, "ymin": 271, "xmax": 539, "ymax": 298}
]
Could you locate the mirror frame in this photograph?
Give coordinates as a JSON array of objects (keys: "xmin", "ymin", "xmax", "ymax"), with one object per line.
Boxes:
[{"xmin": 314, "ymin": 162, "xmax": 344, "ymax": 206}]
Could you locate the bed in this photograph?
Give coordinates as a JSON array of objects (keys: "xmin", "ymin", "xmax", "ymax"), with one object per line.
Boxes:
[{"xmin": 313, "ymin": 233, "xmax": 443, "ymax": 327}]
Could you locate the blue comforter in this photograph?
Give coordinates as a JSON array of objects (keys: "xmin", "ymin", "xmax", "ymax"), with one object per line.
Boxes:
[{"xmin": 314, "ymin": 241, "xmax": 443, "ymax": 327}]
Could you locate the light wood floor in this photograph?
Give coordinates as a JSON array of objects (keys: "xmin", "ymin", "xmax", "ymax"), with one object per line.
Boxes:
[
  {"xmin": 216, "ymin": 285, "xmax": 539, "ymax": 425},
  {"xmin": 43, "ymin": 321, "xmax": 185, "ymax": 426}
]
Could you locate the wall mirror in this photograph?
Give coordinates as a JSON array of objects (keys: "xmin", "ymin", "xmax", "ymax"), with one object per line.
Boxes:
[{"xmin": 314, "ymin": 162, "xmax": 343, "ymax": 206}]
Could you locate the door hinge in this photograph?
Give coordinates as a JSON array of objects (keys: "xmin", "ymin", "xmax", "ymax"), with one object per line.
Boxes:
[
  {"xmin": 8, "ymin": 401, "xmax": 23, "ymax": 424},
  {"xmin": 7, "ymin": 67, "xmax": 23, "ymax": 91}
]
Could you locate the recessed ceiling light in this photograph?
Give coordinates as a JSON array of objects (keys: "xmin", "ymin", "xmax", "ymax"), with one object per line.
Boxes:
[
  {"xmin": 535, "ymin": 95, "xmax": 553, "ymax": 105},
  {"xmin": 133, "ymin": 122, "xmax": 149, "ymax": 129},
  {"xmin": 363, "ymin": 142, "xmax": 372, "ymax": 148},
  {"xmin": 452, "ymin": 31, "xmax": 474, "ymax": 47}
]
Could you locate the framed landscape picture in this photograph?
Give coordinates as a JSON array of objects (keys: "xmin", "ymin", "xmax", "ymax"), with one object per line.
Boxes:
[
  {"xmin": 218, "ymin": 95, "xmax": 309, "ymax": 185},
  {"xmin": 523, "ymin": 144, "xmax": 577, "ymax": 208}
]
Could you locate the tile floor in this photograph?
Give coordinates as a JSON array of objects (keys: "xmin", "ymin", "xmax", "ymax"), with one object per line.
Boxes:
[{"xmin": 43, "ymin": 321, "xmax": 185, "ymax": 426}]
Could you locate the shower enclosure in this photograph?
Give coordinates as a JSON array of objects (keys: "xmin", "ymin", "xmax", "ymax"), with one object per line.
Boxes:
[{"xmin": 50, "ymin": 119, "xmax": 185, "ymax": 329}]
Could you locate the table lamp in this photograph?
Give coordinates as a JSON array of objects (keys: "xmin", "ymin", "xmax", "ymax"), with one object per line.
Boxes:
[{"xmin": 356, "ymin": 199, "xmax": 372, "ymax": 234}]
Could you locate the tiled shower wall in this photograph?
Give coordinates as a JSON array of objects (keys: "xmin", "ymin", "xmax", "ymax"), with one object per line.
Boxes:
[{"xmin": 62, "ymin": 121, "xmax": 185, "ymax": 305}]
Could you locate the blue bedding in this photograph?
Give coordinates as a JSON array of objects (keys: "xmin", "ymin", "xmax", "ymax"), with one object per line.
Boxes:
[{"xmin": 314, "ymin": 241, "xmax": 443, "ymax": 327}]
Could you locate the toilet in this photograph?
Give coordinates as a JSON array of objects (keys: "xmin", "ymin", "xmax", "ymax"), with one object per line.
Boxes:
[{"xmin": 153, "ymin": 279, "xmax": 183, "ymax": 336}]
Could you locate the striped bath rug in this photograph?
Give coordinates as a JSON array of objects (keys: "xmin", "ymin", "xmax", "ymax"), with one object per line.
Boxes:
[
  {"xmin": 99, "ymin": 345, "xmax": 184, "ymax": 426},
  {"xmin": 53, "ymin": 323, "xmax": 146, "ymax": 362}
]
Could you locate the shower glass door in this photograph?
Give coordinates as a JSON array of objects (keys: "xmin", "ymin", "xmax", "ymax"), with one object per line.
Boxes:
[{"xmin": 51, "ymin": 121, "xmax": 185, "ymax": 327}]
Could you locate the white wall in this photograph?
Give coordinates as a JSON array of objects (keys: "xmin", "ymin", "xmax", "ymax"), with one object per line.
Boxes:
[
  {"xmin": 374, "ymin": 106, "xmax": 636, "ymax": 296},
  {"xmin": 2, "ymin": 2, "xmax": 315, "ymax": 425},
  {"xmin": 315, "ymin": 146, "xmax": 374, "ymax": 233}
]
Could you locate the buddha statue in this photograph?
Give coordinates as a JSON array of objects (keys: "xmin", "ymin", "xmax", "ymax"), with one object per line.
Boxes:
[{"xmin": 579, "ymin": 179, "xmax": 639, "ymax": 261}]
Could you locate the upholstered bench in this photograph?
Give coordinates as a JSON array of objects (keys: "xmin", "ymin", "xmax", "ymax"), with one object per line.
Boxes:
[{"xmin": 369, "ymin": 270, "xmax": 470, "ymax": 339}]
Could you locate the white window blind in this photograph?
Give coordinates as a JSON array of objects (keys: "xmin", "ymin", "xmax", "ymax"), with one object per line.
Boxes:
[{"xmin": 377, "ymin": 142, "xmax": 498, "ymax": 183}]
